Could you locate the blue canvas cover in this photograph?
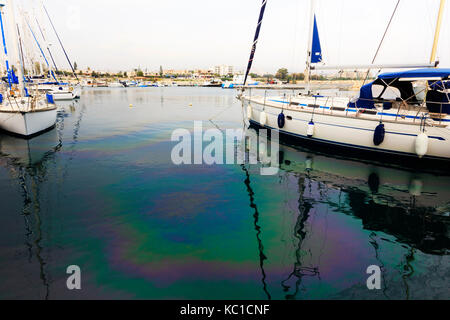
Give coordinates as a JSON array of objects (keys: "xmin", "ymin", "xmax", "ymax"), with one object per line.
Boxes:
[
  {"xmin": 378, "ymin": 68, "xmax": 450, "ymax": 80},
  {"xmin": 429, "ymin": 80, "xmax": 450, "ymax": 90},
  {"xmin": 356, "ymin": 82, "xmax": 375, "ymax": 109},
  {"xmin": 427, "ymin": 80, "xmax": 450, "ymax": 114}
]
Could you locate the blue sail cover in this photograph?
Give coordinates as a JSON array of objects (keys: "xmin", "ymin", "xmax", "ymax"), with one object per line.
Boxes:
[{"xmin": 311, "ymin": 15, "xmax": 322, "ymax": 63}]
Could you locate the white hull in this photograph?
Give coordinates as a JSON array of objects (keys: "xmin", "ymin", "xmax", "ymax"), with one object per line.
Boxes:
[
  {"xmin": 0, "ymin": 107, "xmax": 57, "ymax": 136},
  {"xmin": 244, "ymin": 95, "xmax": 450, "ymax": 161},
  {"xmin": 51, "ymin": 91, "xmax": 77, "ymax": 100},
  {"xmin": 36, "ymin": 84, "xmax": 62, "ymax": 92},
  {"xmin": 108, "ymin": 83, "xmax": 124, "ymax": 88},
  {"xmin": 49, "ymin": 86, "xmax": 81, "ymax": 100}
]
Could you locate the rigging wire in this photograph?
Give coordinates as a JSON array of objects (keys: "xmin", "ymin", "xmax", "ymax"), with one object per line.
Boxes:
[
  {"xmin": 42, "ymin": 4, "xmax": 79, "ymax": 83},
  {"xmin": 362, "ymin": 0, "xmax": 401, "ymax": 85},
  {"xmin": 291, "ymin": 10, "xmax": 297, "ymax": 75},
  {"xmin": 35, "ymin": 17, "xmax": 59, "ymax": 73}
]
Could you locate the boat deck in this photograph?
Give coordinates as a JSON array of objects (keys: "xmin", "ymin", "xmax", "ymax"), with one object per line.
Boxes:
[{"xmin": 245, "ymin": 94, "xmax": 450, "ymax": 127}]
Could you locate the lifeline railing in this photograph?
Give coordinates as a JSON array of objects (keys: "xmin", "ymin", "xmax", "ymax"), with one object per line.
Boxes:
[{"xmin": 248, "ymin": 91, "xmax": 450, "ymax": 126}]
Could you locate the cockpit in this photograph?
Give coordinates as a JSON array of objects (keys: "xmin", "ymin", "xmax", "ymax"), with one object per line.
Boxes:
[{"xmin": 349, "ymin": 68, "xmax": 450, "ymax": 114}]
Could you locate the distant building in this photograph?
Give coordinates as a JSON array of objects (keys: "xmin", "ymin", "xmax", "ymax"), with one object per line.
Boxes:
[
  {"xmin": 144, "ymin": 70, "xmax": 160, "ymax": 76},
  {"xmin": 211, "ymin": 65, "xmax": 234, "ymax": 76},
  {"xmin": 82, "ymin": 69, "xmax": 93, "ymax": 76},
  {"xmin": 164, "ymin": 69, "xmax": 192, "ymax": 76}
]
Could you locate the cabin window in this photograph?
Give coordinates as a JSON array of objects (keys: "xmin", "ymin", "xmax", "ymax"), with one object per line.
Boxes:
[
  {"xmin": 379, "ymin": 86, "xmax": 401, "ymax": 100},
  {"xmin": 372, "ymin": 84, "xmax": 403, "ymax": 101},
  {"xmin": 372, "ymin": 84, "xmax": 385, "ymax": 98}
]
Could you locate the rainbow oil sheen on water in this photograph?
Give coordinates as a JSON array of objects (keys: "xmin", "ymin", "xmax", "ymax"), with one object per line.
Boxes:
[{"xmin": 0, "ymin": 87, "xmax": 448, "ymax": 300}]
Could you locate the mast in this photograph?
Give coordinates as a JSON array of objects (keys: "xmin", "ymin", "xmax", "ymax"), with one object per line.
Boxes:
[
  {"xmin": 430, "ymin": 0, "xmax": 446, "ymax": 64},
  {"xmin": 21, "ymin": 13, "xmax": 35, "ymax": 77},
  {"xmin": 6, "ymin": 0, "xmax": 25, "ymax": 96},
  {"xmin": 25, "ymin": 17, "xmax": 58, "ymax": 82},
  {"xmin": 305, "ymin": 0, "xmax": 316, "ymax": 90},
  {"xmin": 0, "ymin": 4, "xmax": 12, "ymax": 89},
  {"xmin": 243, "ymin": 0, "xmax": 268, "ymax": 86},
  {"xmin": 42, "ymin": 3, "xmax": 79, "ymax": 83}
]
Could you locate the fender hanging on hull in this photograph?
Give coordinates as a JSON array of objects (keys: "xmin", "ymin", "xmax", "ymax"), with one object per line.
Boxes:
[{"xmin": 373, "ymin": 123, "xmax": 385, "ymax": 146}]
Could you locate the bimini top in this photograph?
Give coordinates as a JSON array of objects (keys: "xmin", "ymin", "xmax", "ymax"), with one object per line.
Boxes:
[
  {"xmin": 378, "ymin": 68, "xmax": 450, "ymax": 80},
  {"xmin": 351, "ymin": 68, "xmax": 450, "ymax": 110}
]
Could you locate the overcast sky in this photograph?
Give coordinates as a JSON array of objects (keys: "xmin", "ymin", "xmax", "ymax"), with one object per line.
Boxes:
[{"xmin": 14, "ymin": 0, "xmax": 450, "ymax": 73}]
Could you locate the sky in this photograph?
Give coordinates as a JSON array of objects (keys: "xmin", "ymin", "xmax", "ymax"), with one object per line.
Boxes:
[{"xmin": 11, "ymin": 0, "xmax": 450, "ymax": 74}]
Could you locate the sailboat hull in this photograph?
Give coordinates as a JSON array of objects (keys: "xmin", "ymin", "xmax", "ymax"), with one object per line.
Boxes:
[
  {"xmin": 244, "ymin": 97, "xmax": 450, "ymax": 166},
  {"xmin": 0, "ymin": 108, "xmax": 57, "ymax": 137},
  {"xmin": 51, "ymin": 91, "xmax": 77, "ymax": 101},
  {"xmin": 49, "ymin": 85, "xmax": 81, "ymax": 100}
]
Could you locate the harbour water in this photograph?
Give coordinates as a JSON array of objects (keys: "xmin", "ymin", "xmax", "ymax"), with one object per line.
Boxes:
[{"xmin": 0, "ymin": 87, "xmax": 448, "ymax": 300}]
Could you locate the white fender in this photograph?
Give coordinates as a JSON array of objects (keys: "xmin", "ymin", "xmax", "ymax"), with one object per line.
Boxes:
[
  {"xmin": 409, "ymin": 179, "xmax": 423, "ymax": 197},
  {"xmin": 305, "ymin": 158, "xmax": 313, "ymax": 170},
  {"xmin": 247, "ymin": 104, "xmax": 252, "ymax": 119},
  {"xmin": 307, "ymin": 121, "xmax": 315, "ymax": 137},
  {"xmin": 260, "ymin": 111, "xmax": 267, "ymax": 126},
  {"xmin": 415, "ymin": 132, "xmax": 429, "ymax": 158}
]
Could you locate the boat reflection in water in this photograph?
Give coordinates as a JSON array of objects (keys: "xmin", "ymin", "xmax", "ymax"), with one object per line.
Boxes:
[
  {"xmin": 286, "ymin": 145, "xmax": 447, "ymax": 236},
  {"xmin": 245, "ymin": 128, "xmax": 449, "ymax": 299},
  {"xmin": 0, "ymin": 128, "xmax": 61, "ymax": 167},
  {"xmin": 0, "ymin": 100, "xmax": 88, "ymax": 300},
  {"xmin": 0, "ymin": 116, "xmax": 63, "ymax": 299}
]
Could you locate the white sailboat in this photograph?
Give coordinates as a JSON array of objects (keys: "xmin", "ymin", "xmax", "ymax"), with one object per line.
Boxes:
[
  {"xmin": 108, "ymin": 81, "xmax": 125, "ymax": 88},
  {"xmin": 241, "ymin": 0, "xmax": 450, "ymax": 164},
  {"xmin": 25, "ymin": 2, "xmax": 81, "ymax": 101},
  {"xmin": 0, "ymin": 0, "xmax": 56, "ymax": 137},
  {"xmin": 48, "ymin": 84, "xmax": 80, "ymax": 100},
  {"xmin": 222, "ymin": 74, "xmax": 259, "ymax": 89}
]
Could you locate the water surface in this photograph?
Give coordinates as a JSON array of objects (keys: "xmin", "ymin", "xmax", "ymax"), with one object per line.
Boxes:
[{"xmin": 0, "ymin": 87, "xmax": 448, "ymax": 300}]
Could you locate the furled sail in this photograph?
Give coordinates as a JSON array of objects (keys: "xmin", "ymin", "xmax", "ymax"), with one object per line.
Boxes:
[
  {"xmin": 243, "ymin": 0, "xmax": 267, "ymax": 86},
  {"xmin": 311, "ymin": 14, "xmax": 322, "ymax": 63}
]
